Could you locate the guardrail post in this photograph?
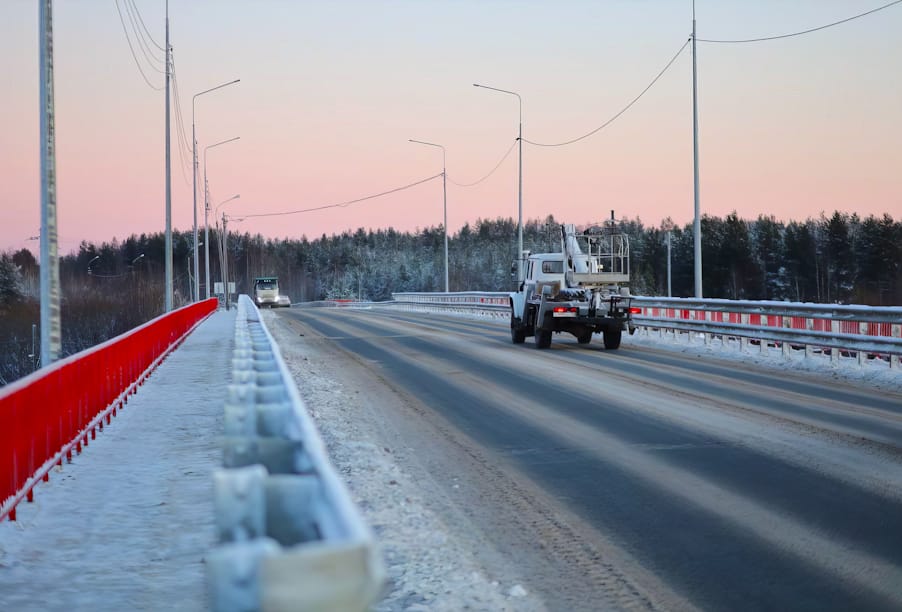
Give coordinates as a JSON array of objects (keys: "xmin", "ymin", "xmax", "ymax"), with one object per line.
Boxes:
[
  {"xmin": 805, "ymin": 318, "xmax": 815, "ymax": 361},
  {"xmin": 739, "ymin": 313, "xmax": 749, "ymax": 352},
  {"xmin": 859, "ymin": 321, "xmax": 868, "ymax": 366},
  {"xmin": 893, "ymin": 324, "xmax": 901, "ymax": 369},
  {"xmin": 831, "ymin": 321, "xmax": 840, "ymax": 365},
  {"xmin": 782, "ymin": 316, "xmax": 792, "ymax": 359},
  {"xmin": 760, "ymin": 315, "xmax": 768, "ymax": 354}
]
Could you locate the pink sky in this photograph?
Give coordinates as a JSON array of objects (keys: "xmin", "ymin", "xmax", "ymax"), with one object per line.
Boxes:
[{"xmin": 2, "ymin": 1, "xmax": 900, "ymax": 255}]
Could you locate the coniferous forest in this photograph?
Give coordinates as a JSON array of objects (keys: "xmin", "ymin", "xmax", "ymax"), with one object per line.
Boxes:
[{"xmin": 1, "ymin": 211, "xmax": 900, "ymax": 384}]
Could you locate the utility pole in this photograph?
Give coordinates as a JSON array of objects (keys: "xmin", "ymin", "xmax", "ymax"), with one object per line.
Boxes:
[
  {"xmin": 164, "ymin": 0, "xmax": 173, "ymax": 311},
  {"xmin": 667, "ymin": 230, "xmax": 672, "ymax": 297},
  {"xmin": 39, "ymin": 0, "xmax": 61, "ymax": 366},
  {"xmin": 222, "ymin": 213, "xmax": 229, "ymax": 310},
  {"xmin": 692, "ymin": 0, "xmax": 703, "ymax": 298}
]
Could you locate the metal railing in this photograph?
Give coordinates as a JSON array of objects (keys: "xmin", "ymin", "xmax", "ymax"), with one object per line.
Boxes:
[
  {"xmin": 387, "ymin": 292, "xmax": 902, "ymax": 368},
  {"xmin": 0, "ymin": 298, "xmax": 218, "ymax": 522},
  {"xmin": 208, "ymin": 295, "xmax": 383, "ymax": 611}
]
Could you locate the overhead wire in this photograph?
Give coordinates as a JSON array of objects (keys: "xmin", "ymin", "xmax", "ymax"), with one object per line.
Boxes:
[
  {"xmin": 125, "ymin": 0, "xmax": 165, "ymax": 52},
  {"xmin": 121, "ymin": 0, "xmax": 165, "ymax": 71},
  {"xmin": 237, "ymin": 173, "xmax": 443, "ymax": 220},
  {"xmin": 113, "ymin": 0, "xmax": 163, "ymax": 90},
  {"xmin": 698, "ymin": 0, "xmax": 902, "ymax": 43},
  {"xmin": 170, "ymin": 53, "xmax": 195, "ymax": 187},
  {"xmin": 522, "ymin": 38, "xmax": 690, "ymax": 147},
  {"xmin": 447, "ymin": 138, "xmax": 518, "ymax": 187}
]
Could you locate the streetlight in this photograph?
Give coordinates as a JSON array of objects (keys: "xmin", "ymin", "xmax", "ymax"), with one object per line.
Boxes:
[
  {"xmin": 130, "ymin": 253, "xmax": 145, "ymax": 266},
  {"xmin": 87, "ymin": 255, "xmax": 100, "ymax": 275},
  {"xmin": 193, "ymin": 78, "xmax": 240, "ymax": 303},
  {"xmin": 215, "ymin": 195, "xmax": 240, "ymax": 310},
  {"xmin": 474, "ymin": 83, "xmax": 523, "ymax": 282},
  {"xmin": 187, "ymin": 242, "xmax": 203, "ymax": 297},
  {"xmin": 409, "ymin": 139, "xmax": 448, "ymax": 292},
  {"xmin": 204, "ymin": 136, "xmax": 240, "ymax": 299}
]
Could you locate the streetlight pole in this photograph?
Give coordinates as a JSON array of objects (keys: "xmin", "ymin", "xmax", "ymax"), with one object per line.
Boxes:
[
  {"xmin": 204, "ymin": 136, "xmax": 240, "ymax": 299},
  {"xmin": 215, "ymin": 195, "xmax": 240, "ymax": 309},
  {"xmin": 474, "ymin": 83, "xmax": 523, "ymax": 282},
  {"xmin": 692, "ymin": 0, "xmax": 703, "ymax": 298},
  {"xmin": 192, "ymin": 78, "xmax": 240, "ymax": 303},
  {"xmin": 408, "ymin": 139, "xmax": 448, "ymax": 292}
]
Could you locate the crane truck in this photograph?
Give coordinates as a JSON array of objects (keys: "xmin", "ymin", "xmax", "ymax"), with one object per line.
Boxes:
[{"xmin": 509, "ymin": 216, "xmax": 638, "ymax": 349}]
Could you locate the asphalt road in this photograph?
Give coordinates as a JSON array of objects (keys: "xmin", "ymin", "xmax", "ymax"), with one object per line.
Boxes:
[{"xmin": 277, "ymin": 306, "xmax": 902, "ymax": 611}]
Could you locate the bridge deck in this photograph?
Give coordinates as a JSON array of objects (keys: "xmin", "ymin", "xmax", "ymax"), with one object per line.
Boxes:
[{"xmin": 0, "ymin": 309, "xmax": 235, "ymax": 612}]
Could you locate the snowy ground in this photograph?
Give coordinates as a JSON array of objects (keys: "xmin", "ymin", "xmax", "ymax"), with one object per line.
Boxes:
[{"xmin": 0, "ymin": 310, "xmax": 235, "ymax": 612}]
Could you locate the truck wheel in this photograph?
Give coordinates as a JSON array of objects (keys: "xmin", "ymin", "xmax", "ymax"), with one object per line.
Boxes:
[
  {"xmin": 603, "ymin": 328, "xmax": 622, "ymax": 350},
  {"xmin": 577, "ymin": 330, "xmax": 593, "ymax": 344},
  {"xmin": 510, "ymin": 314, "xmax": 526, "ymax": 344},
  {"xmin": 535, "ymin": 329, "xmax": 552, "ymax": 349}
]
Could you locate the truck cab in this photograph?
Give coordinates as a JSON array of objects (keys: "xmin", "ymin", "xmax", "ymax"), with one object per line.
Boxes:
[{"xmin": 254, "ymin": 277, "xmax": 280, "ymax": 308}]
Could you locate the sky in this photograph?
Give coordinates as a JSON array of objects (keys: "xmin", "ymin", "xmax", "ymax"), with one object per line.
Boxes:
[{"xmin": 2, "ymin": 0, "xmax": 901, "ymax": 256}]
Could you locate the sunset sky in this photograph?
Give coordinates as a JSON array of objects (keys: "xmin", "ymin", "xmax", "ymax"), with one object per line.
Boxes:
[{"xmin": 2, "ymin": 0, "xmax": 900, "ymax": 255}]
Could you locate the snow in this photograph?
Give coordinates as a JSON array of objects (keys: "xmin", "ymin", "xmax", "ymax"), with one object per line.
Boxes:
[{"xmin": 0, "ymin": 309, "xmax": 236, "ymax": 611}]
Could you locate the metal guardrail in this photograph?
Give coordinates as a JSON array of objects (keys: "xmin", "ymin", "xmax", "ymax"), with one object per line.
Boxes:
[
  {"xmin": 208, "ymin": 295, "xmax": 384, "ymax": 612},
  {"xmin": 388, "ymin": 292, "xmax": 902, "ymax": 368},
  {"xmin": 0, "ymin": 298, "xmax": 218, "ymax": 522}
]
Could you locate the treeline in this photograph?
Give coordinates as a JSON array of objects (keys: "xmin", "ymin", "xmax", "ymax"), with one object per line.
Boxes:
[{"xmin": 2, "ymin": 210, "xmax": 900, "ymax": 385}]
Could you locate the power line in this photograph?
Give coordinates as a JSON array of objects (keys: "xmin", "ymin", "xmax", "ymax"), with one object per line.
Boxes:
[
  {"xmin": 523, "ymin": 38, "xmax": 690, "ymax": 147},
  {"xmin": 113, "ymin": 0, "xmax": 163, "ymax": 90},
  {"xmin": 238, "ymin": 173, "xmax": 443, "ymax": 220},
  {"xmin": 122, "ymin": 0, "xmax": 165, "ymax": 70},
  {"xmin": 447, "ymin": 138, "xmax": 518, "ymax": 187},
  {"xmin": 699, "ymin": 0, "xmax": 902, "ymax": 43},
  {"xmin": 125, "ymin": 0, "xmax": 165, "ymax": 52}
]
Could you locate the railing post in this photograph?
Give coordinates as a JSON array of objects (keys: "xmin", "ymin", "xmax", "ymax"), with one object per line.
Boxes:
[
  {"xmin": 782, "ymin": 316, "xmax": 792, "ymax": 359},
  {"xmin": 893, "ymin": 324, "xmax": 901, "ymax": 369},
  {"xmin": 805, "ymin": 318, "xmax": 814, "ymax": 360},
  {"xmin": 858, "ymin": 321, "xmax": 868, "ymax": 366}
]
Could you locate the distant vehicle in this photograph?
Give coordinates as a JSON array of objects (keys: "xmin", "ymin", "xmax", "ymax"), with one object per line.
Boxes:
[
  {"xmin": 509, "ymin": 214, "xmax": 638, "ymax": 349},
  {"xmin": 254, "ymin": 276, "xmax": 280, "ymax": 308},
  {"xmin": 277, "ymin": 295, "xmax": 291, "ymax": 308}
]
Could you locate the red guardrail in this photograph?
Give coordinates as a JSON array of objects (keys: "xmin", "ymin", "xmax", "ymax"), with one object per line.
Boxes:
[{"xmin": 0, "ymin": 298, "xmax": 217, "ymax": 521}]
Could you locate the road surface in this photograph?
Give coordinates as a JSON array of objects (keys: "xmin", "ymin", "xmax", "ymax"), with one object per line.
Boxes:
[{"xmin": 274, "ymin": 305, "xmax": 902, "ymax": 611}]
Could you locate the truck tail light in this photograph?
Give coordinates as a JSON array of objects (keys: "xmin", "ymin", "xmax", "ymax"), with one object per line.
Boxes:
[
  {"xmin": 553, "ymin": 306, "xmax": 578, "ymax": 313},
  {"xmin": 629, "ymin": 307, "xmax": 642, "ymax": 314}
]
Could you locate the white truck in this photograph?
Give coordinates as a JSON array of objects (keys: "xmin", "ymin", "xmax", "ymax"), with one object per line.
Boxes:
[
  {"xmin": 253, "ymin": 276, "xmax": 280, "ymax": 308},
  {"xmin": 509, "ymin": 218, "xmax": 637, "ymax": 349}
]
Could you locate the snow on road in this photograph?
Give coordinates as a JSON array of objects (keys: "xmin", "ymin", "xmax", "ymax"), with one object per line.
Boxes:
[
  {"xmin": 265, "ymin": 310, "xmax": 544, "ymax": 612},
  {"xmin": 0, "ymin": 310, "xmax": 235, "ymax": 612}
]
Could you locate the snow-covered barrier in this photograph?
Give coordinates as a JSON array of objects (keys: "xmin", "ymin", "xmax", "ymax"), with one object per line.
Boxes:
[
  {"xmin": 0, "ymin": 298, "xmax": 217, "ymax": 522},
  {"xmin": 208, "ymin": 295, "xmax": 383, "ymax": 612},
  {"xmin": 388, "ymin": 292, "xmax": 902, "ymax": 368}
]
